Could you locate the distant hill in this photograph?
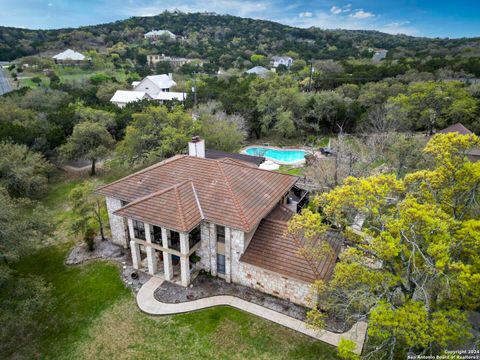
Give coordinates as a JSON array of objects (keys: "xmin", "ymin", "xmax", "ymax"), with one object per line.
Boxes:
[{"xmin": 1, "ymin": 11, "xmax": 480, "ymax": 64}]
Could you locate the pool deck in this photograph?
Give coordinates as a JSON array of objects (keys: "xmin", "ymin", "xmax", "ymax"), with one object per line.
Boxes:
[{"xmin": 241, "ymin": 145, "xmax": 313, "ymax": 165}]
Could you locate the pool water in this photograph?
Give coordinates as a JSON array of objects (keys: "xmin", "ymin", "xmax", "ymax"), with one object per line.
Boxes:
[{"xmin": 245, "ymin": 147, "xmax": 307, "ymax": 164}]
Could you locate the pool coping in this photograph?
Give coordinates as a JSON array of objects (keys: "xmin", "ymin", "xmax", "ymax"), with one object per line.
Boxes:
[{"xmin": 240, "ymin": 145, "xmax": 312, "ymax": 165}]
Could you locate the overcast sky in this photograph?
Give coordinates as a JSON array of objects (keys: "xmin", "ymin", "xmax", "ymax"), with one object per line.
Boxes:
[{"xmin": 1, "ymin": 0, "xmax": 479, "ymax": 38}]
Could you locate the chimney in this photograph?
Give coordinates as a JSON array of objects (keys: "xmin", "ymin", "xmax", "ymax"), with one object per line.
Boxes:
[
  {"xmin": 188, "ymin": 136, "xmax": 205, "ymax": 158},
  {"xmin": 168, "ymin": 72, "xmax": 173, "ymax": 80}
]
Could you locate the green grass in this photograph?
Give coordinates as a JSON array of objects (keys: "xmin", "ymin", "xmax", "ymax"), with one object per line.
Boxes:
[
  {"xmin": 278, "ymin": 165, "xmax": 303, "ymax": 176},
  {"xmin": 8, "ymin": 175, "xmax": 340, "ymax": 359}
]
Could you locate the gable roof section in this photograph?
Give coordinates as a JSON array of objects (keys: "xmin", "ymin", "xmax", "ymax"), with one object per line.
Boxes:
[
  {"xmin": 240, "ymin": 215, "xmax": 343, "ymax": 283},
  {"xmin": 110, "ymin": 90, "xmax": 150, "ymax": 103},
  {"xmin": 53, "ymin": 49, "xmax": 86, "ymax": 60},
  {"xmin": 205, "ymin": 149, "xmax": 265, "ymax": 166},
  {"xmin": 97, "ymin": 155, "xmax": 297, "ymax": 232},
  {"xmin": 437, "ymin": 123, "xmax": 473, "ymax": 135},
  {"xmin": 145, "ymin": 75, "xmax": 176, "ymax": 89},
  {"xmin": 114, "ymin": 180, "xmax": 203, "ymax": 232}
]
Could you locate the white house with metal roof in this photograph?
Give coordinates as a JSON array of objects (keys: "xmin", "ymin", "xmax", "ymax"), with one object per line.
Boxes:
[
  {"xmin": 110, "ymin": 90, "xmax": 152, "ymax": 108},
  {"xmin": 52, "ymin": 49, "xmax": 89, "ymax": 64},
  {"xmin": 144, "ymin": 30, "xmax": 177, "ymax": 40}
]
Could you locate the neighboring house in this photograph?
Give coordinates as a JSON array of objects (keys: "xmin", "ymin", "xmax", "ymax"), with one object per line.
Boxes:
[
  {"xmin": 372, "ymin": 49, "xmax": 388, "ymax": 62},
  {"xmin": 110, "ymin": 90, "xmax": 151, "ymax": 108},
  {"xmin": 144, "ymin": 30, "xmax": 177, "ymax": 41},
  {"xmin": 52, "ymin": 49, "xmax": 89, "ymax": 64},
  {"xmin": 246, "ymin": 66, "xmax": 271, "ymax": 77},
  {"xmin": 434, "ymin": 122, "xmax": 479, "ymax": 162},
  {"xmin": 271, "ymin": 56, "xmax": 293, "ymax": 68},
  {"xmin": 147, "ymin": 54, "xmax": 192, "ymax": 67},
  {"xmin": 133, "ymin": 74, "xmax": 176, "ymax": 95},
  {"xmin": 96, "ymin": 138, "xmax": 339, "ymax": 306},
  {"xmin": 110, "ymin": 74, "xmax": 187, "ymax": 107}
]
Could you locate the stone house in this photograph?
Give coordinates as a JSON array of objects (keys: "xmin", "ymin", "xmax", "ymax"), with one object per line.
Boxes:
[{"xmin": 97, "ymin": 138, "xmax": 341, "ymax": 306}]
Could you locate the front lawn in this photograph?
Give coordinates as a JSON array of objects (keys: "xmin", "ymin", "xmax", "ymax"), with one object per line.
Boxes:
[{"xmin": 13, "ymin": 243, "xmax": 339, "ymax": 359}]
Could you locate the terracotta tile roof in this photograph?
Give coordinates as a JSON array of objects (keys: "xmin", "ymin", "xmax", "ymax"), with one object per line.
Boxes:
[
  {"xmin": 97, "ymin": 155, "xmax": 297, "ymax": 232},
  {"xmin": 113, "ymin": 180, "xmax": 203, "ymax": 232},
  {"xmin": 437, "ymin": 123, "xmax": 473, "ymax": 135},
  {"xmin": 205, "ymin": 149, "xmax": 265, "ymax": 166},
  {"xmin": 266, "ymin": 203, "xmax": 295, "ymax": 222},
  {"xmin": 240, "ymin": 216, "xmax": 343, "ymax": 283}
]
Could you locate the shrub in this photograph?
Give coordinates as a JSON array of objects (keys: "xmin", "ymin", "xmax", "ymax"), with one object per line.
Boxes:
[{"xmin": 84, "ymin": 228, "xmax": 96, "ymax": 251}]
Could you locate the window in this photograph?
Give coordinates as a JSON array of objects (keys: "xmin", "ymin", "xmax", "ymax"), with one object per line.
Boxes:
[
  {"xmin": 132, "ymin": 220, "xmax": 145, "ymax": 240},
  {"xmin": 217, "ymin": 254, "xmax": 226, "ymax": 275},
  {"xmin": 169, "ymin": 230, "xmax": 180, "ymax": 251},
  {"xmin": 216, "ymin": 225, "xmax": 225, "ymax": 243},
  {"xmin": 150, "ymin": 226, "xmax": 162, "ymax": 245},
  {"xmin": 189, "ymin": 226, "xmax": 201, "ymax": 249}
]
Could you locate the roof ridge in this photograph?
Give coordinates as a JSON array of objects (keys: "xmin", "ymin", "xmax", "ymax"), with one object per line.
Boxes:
[
  {"xmin": 96, "ymin": 155, "xmax": 187, "ymax": 195},
  {"xmin": 216, "ymin": 161, "xmax": 250, "ymax": 230},
  {"xmin": 113, "ymin": 179, "xmax": 190, "ymax": 212},
  {"xmin": 189, "ymin": 180, "xmax": 204, "ymax": 220},
  {"xmin": 174, "ymin": 184, "xmax": 187, "ymax": 231}
]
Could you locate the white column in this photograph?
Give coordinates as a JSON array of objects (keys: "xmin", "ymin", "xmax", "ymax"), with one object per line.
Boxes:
[
  {"xmin": 209, "ymin": 223, "xmax": 217, "ymax": 276},
  {"xmin": 130, "ymin": 240, "xmax": 141, "ymax": 269},
  {"xmin": 161, "ymin": 228, "xmax": 173, "ymax": 281},
  {"xmin": 180, "ymin": 256, "xmax": 190, "ymax": 286},
  {"xmin": 180, "ymin": 232, "xmax": 189, "ymax": 254},
  {"xmin": 127, "ymin": 218, "xmax": 135, "ymax": 240},
  {"xmin": 180, "ymin": 232, "xmax": 190, "ymax": 286},
  {"xmin": 225, "ymin": 227, "xmax": 231, "ymax": 283},
  {"xmin": 144, "ymin": 223, "xmax": 157, "ymax": 275}
]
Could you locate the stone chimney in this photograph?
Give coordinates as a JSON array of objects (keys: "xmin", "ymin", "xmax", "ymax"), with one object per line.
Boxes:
[
  {"xmin": 188, "ymin": 136, "xmax": 205, "ymax": 158},
  {"xmin": 168, "ymin": 73, "xmax": 173, "ymax": 80}
]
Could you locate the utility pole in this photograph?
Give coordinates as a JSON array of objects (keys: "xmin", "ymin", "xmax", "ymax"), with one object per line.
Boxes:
[
  {"xmin": 308, "ymin": 60, "xmax": 314, "ymax": 92},
  {"xmin": 192, "ymin": 71, "xmax": 197, "ymax": 108}
]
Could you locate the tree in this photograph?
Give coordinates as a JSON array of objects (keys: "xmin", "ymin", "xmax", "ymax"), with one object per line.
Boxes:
[
  {"xmin": 291, "ymin": 133, "xmax": 480, "ymax": 359},
  {"xmin": 387, "ymin": 81, "xmax": 478, "ymax": 133},
  {"xmin": 59, "ymin": 121, "xmax": 115, "ymax": 175},
  {"xmin": 69, "ymin": 181, "xmax": 108, "ymax": 245},
  {"xmin": 0, "ymin": 142, "xmax": 53, "ymax": 198},
  {"xmin": 0, "ymin": 187, "xmax": 53, "ymax": 358},
  {"xmin": 117, "ymin": 105, "xmax": 195, "ymax": 165},
  {"xmin": 196, "ymin": 101, "xmax": 246, "ymax": 152}
]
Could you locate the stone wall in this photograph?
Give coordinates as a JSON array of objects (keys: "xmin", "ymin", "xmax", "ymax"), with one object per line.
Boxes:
[
  {"xmin": 106, "ymin": 197, "xmax": 127, "ymax": 248},
  {"xmin": 195, "ymin": 221, "xmax": 311, "ymax": 307},
  {"xmin": 236, "ymin": 262, "xmax": 311, "ymax": 307}
]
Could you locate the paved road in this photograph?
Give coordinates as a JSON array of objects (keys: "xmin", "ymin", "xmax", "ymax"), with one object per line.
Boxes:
[{"xmin": 0, "ymin": 67, "xmax": 13, "ymax": 95}]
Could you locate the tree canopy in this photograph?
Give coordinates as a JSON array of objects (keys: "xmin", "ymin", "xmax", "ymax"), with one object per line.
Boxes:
[{"xmin": 290, "ymin": 133, "xmax": 480, "ymax": 358}]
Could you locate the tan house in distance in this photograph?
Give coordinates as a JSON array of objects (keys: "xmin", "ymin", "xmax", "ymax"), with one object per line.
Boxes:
[
  {"xmin": 97, "ymin": 138, "xmax": 341, "ymax": 306},
  {"xmin": 147, "ymin": 54, "xmax": 192, "ymax": 67}
]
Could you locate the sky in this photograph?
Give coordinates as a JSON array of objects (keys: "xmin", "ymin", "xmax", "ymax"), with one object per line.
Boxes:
[{"xmin": 1, "ymin": 0, "xmax": 479, "ymax": 38}]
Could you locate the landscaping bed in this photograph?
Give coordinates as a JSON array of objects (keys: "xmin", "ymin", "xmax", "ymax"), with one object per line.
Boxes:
[{"xmin": 154, "ymin": 273, "xmax": 308, "ymax": 321}]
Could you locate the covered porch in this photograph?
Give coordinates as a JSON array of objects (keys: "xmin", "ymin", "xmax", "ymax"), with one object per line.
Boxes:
[{"xmin": 127, "ymin": 219, "xmax": 202, "ymax": 287}]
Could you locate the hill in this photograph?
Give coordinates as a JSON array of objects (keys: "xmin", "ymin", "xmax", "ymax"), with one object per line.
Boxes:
[{"xmin": 1, "ymin": 11, "xmax": 480, "ymax": 65}]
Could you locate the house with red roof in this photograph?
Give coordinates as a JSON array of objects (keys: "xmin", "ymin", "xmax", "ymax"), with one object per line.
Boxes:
[{"xmin": 97, "ymin": 138, "xmax": 340, "ymax": 306}]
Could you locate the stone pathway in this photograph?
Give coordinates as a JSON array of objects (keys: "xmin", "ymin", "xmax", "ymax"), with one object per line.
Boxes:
[{"xmin": 138, "ymin": 277, "xmax": 367, "ymax": 354}]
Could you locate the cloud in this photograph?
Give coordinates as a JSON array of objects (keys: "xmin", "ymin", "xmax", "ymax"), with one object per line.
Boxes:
[
  {"xmin": 298, "ymin": 11, "xmax": 312, "ymax": 18},
  {"xmin": 48, "ymin": 2, "xmax": 53, "ymax": 6},
  {"xmin": 351, "ymin": 10, "xmax": 375, "ymax": 19},
  {"xmin": 330, "ymin": 6, "xmax": 342, "ymax": 15}
]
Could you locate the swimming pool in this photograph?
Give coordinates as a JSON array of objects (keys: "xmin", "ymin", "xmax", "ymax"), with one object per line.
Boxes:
[{"xmin": 243, "ymin": 146, "xmax": 308, "ymax": 164}]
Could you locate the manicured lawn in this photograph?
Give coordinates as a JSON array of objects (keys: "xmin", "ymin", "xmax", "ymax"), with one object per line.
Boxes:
[
  {"xmin": 9, "ymin": 177, "xmax": 340, "ymax": 359},
  {"xmin": 13, "ymin": 243, "xmax": 339, "ymax": 359},
  {"xmin": 278, "ymin": 165, "xmax": 303, "ymax": 176}
]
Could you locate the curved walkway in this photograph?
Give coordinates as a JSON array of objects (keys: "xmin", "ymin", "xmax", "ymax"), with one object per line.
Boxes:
[{"xmin": 137, "ymin": 277, "xmax": 367, "ymax": 354}]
